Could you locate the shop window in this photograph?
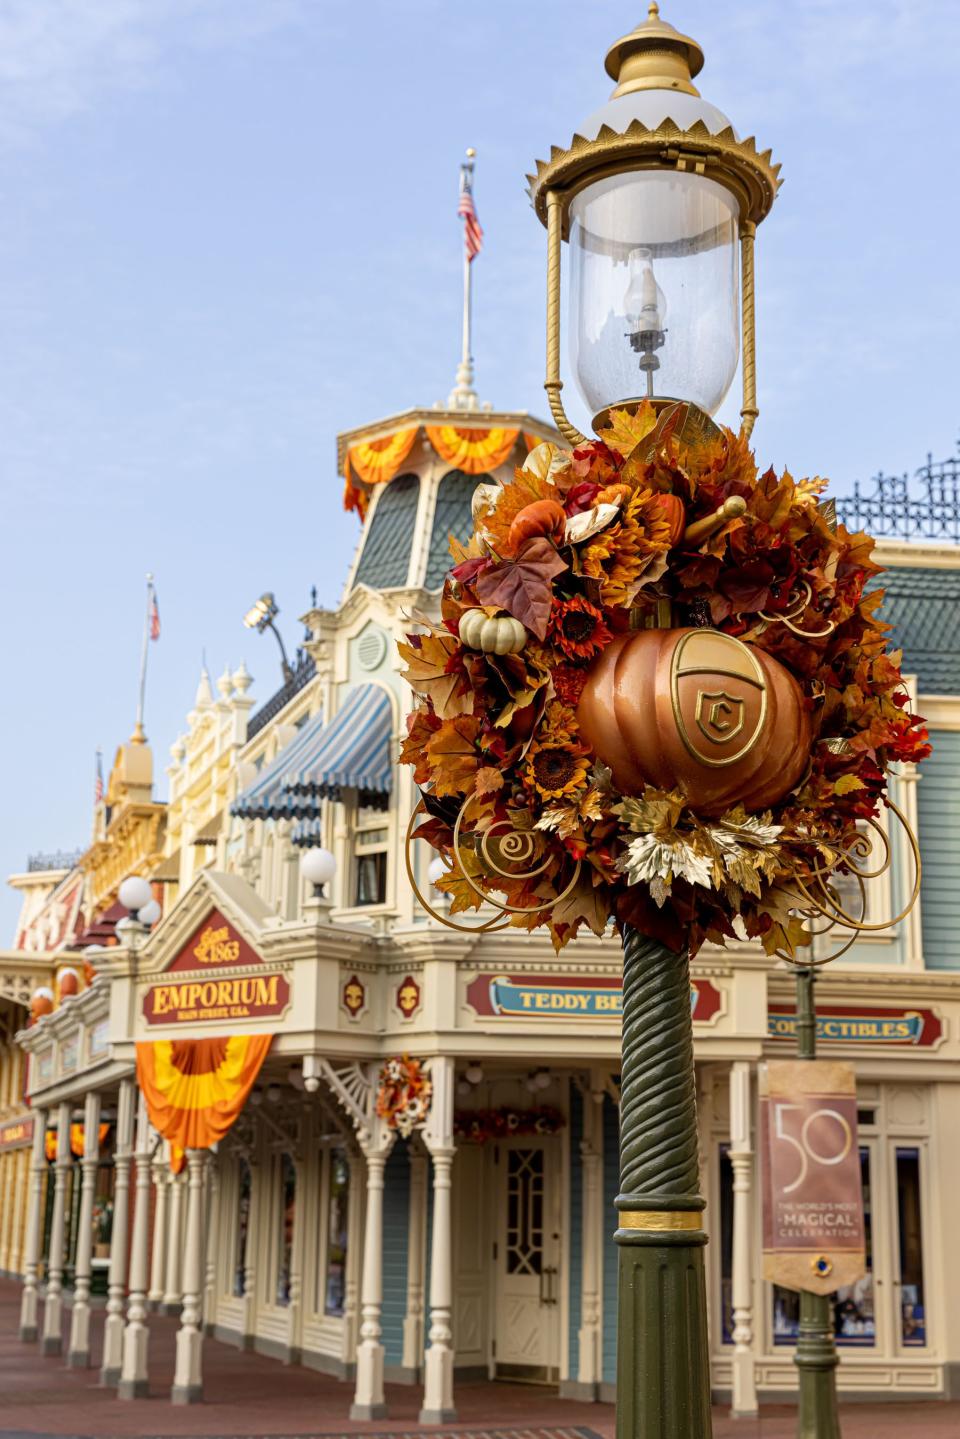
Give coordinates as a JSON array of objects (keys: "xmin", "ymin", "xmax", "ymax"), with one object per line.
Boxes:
[
  {"xmin": 233, "ymin": 1159, "xmax": 251, "ymax": 1298},
  {"xmin": 773, "ymin": 1147, "xmax": 874, "ymax": 1347},
  {"xmin": 896, "ymin": 1147, "xmax": 926, "ymax": 1346},
  {"xmin": 323, "ymin": 1147, "xmax": 350, "ymax": 1318},
  {"xmin": 354, "ymin": 824, "xmax": 388, "ymax": 906},
  {"xmin": 506, "ymin": 1148, "xmax": 544, "ymax": 1276},
  {"xmin": 276, "ymin": 1153, "xmax": 297, "ymax": 1307}
]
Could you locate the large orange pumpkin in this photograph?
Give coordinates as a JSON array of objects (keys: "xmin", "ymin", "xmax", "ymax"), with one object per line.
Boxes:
[
  {"xmin": 577, "ymin": 627, "xmax": 811, "ymax": 816},
  {"xmin": 508, "ymin": 499, "xmax": 566, "ymax": 551}
]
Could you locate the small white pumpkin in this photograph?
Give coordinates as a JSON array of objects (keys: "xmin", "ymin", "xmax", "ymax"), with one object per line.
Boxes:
[{"xmin": 459, "ymin": 609, "xmax": 526, "ymax": 655}]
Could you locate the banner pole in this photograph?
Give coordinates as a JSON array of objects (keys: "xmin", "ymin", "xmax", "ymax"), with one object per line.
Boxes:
[{"xmin": 793, "ymin": 966, "xmax": 842, "ymax": 1439}]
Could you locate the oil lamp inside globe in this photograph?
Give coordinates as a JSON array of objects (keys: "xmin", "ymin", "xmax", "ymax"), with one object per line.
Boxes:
[{"xmin": 569, "ymin": 169, "xmax": 740, "ymax": 416}]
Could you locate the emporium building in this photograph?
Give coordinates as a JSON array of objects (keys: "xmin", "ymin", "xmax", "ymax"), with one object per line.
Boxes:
[{"xmin": 2, "ymin": 402, "xmax": 960, "ymax": 1416}]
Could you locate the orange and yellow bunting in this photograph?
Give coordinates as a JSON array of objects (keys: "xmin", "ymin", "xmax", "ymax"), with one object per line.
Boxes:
[
  {"xmin": 345, "ymin": 427, "xmax": 419, "ymax": 488},
  {"xmin": 45, "ymin": 1122, "xmax": 110, "ymax": 1161},
  {"xmin": 135, "ymin": 1035, "xmax": 272, "ymax": 1153},
  {"xmin": 424, "ymin": 424, "xmax": 519, "ymax": 476}
]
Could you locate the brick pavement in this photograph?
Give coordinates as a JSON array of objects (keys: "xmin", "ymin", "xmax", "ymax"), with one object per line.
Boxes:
[{"xmin": 1, "ymin": 1280, "xmax": 958, "ymax": 1437}]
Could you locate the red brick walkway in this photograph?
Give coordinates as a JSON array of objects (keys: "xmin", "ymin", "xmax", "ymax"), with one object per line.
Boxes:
[{"xmin": 1, "ymin": 1280, "xmax": 958, "ymax": 1437}]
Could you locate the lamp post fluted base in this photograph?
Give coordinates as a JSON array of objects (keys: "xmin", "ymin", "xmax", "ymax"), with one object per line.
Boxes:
[{"xmin": 615, "ymin": 926, "xmax": 712, "ymax": 1439}]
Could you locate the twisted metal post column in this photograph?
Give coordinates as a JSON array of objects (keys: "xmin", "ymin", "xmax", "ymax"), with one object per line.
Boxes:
[
  {"xmin": 615, "ymin": 926, "xmax": 712, "ymax": 1439},
  {"xmin": 794, "ymin": 967, "xmax": 841, "ymax": 1439}
]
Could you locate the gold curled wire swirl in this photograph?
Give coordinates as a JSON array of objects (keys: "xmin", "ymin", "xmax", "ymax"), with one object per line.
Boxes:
[
  {"xmin": 757, "ymin": 579, "xmax": 837, "ymax": 639},
  {"xmin": 404, "ymin": 801, "xmax": 509, "ymax": 934},
  {"xmin": 775, "ymin": 797, "xmax": 921, "ymax": 967},
  {"xmin": 452, "ymin": 793, "xmax": 582, "ymax": 915}
]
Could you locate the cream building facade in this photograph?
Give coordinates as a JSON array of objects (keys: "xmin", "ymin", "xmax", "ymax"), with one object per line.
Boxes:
[{"xmin": 6, "ymin": 425, "xmax": 960, "ymax": 1416}]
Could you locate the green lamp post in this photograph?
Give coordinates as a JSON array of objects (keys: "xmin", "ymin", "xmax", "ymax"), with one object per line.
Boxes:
[{"xmin": 525, "ymin": 9, "xmax": 780, "ymax": 1437}]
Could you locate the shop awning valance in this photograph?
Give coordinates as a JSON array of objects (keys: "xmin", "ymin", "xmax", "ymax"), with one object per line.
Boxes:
[
  {"xmin": 231, "ymin": 710, "xmax": 326, "ymax": 822},
  {"xmin": 281, "ymin": 683, "xmax": 392, "ymax": 800},
  {"xmin": 136, "ymin": 1035, "xmax": 272, "ymax": 1153},
  {"xmin": 342, "ymin": 425, "xmax": 538, "ymax": 516}
]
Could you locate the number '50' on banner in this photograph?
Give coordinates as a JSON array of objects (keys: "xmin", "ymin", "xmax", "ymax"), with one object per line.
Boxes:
[{"xmin": 759, "ymin": 1060, "xmax": 866, "ymax": 1296}]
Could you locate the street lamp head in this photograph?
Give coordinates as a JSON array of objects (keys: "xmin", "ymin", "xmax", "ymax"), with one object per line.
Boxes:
[
  {"xmin": 138, "ymin": 898, "xmax": 162, "ymax": 927},
  {"xmin": 118, "ymin": 875, "xmax": 153, "ymax": 913},
  {"xmin": 299, "ymin": 846, "xmax": 337, "ymax": 896},
  {"xmin": 243, "ymin": 592, "xmax": 279, "ymax": 633},
  {"xmin": 528, "ymin": 3, "xmax": 780, "ymax": 439}
]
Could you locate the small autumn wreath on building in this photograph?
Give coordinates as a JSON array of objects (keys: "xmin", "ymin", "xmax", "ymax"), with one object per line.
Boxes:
[
  {"xmin": 376, "ymin": 1055, "xmax": 432, "ymax": 1137},
  {"xmin": 454, "ymin": 1105, "xmax": 565, "ymax": 1145},
  {"xmin": 399, "ymin": 402, "xmax": 928, "ymax": 960}
]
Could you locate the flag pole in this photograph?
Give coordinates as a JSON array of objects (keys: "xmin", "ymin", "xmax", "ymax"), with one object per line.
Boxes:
[
  {"xmin": 449, "ymin": 147, "xmax": 479, "ymax": 410},
  {"xmin": 134, "ymin": 574, "xmax": 153, "ymax": 742}
]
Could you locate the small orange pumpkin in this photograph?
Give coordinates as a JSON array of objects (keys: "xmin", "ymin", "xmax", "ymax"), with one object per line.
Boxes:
[
  {"xmin": 508, "ymin": 498, "xmax": 566, "ymax": 552},
  {"xmin": 656, "ymin": 493, "xmax": 686, "ymax": 546},
  {"xmin": 577, "ymin": 627, "xmax": 811, "ymax": 817}
]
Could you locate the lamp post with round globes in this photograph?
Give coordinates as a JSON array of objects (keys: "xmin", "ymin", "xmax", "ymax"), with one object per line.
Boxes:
[
  {"xmin": 299, "ymin": 847, "xmax": 337, "ymax": 899},
  {"xmin": 524, "ymin": 11, "xmax": 814, "ymax": 1439}
]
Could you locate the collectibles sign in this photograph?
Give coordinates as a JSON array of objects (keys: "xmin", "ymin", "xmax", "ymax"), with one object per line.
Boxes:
[
  {"xmin": 760, "ymin": 1060, "xmax": 865, "ymax": 1296},
  {"xmin": 142, "ymin": 909, "xmax": 289, "ymax": 1025},
  {"xmin": 466, "ymin": 973, "xmax": 723, "ymax": 1023},
  {"xmin": 768, "ymin": 1003, "xmax": 942, "ymax": 1047},
  {"xmin": 0, "ymin": 1116, "xmax": 34, "ymax": 1151}
]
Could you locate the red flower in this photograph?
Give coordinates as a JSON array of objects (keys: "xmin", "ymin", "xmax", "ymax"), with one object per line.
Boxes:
[{"xmin": 552, "ymin": 665, "xmax": 589, "ymax": 707}]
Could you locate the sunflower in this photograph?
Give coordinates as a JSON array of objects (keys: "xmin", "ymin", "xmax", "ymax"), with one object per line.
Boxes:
[
  {"xmin": 581, "ymin": 485, "xmax": 672, "ymax": 607},
  {"xmin": 523, "ymin": 742, "xmax": 591, "ymax": 800},
  {"xmin": 549, "ymin": 595, "xmax": 612, "ymax": 662}
]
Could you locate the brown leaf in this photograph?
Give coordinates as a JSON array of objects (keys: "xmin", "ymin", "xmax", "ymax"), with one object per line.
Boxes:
[
  {"xmin": 475, "ymin": 536, "xmax": 567, "ymax": 640},
  {"xmin": 424, "ymin": 716, "xmax": 482, "ymax": 797},
  {"xmin": 474, "ymin": 766, "xmax": 505, "ymax": 798},
  {"xmin": 398, "ymin": 632, "xmax": 472, "ymax": 720}
]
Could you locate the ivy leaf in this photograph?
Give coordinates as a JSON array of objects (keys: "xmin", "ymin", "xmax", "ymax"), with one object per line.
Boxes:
[
  {"xmin": 474, "ymin": 766, "xmax": 505, "ymax": 798},
  {"xmin": 548, "ymin": 874, "xmax": 610, "ymax": 939},
  {"xmin": 475, "ymin": 537, "xmax": 567, "ymax": 641},
  {"xmin": 398, "ymin": 632, "xmax": 472, "ymax": 720},
  {"xmin": 834, "ymin": 774, "xmax": 867, "ymax": 795}
]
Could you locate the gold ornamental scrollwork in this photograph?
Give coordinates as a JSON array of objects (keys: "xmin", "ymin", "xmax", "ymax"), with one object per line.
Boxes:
[{"xmin": 405, "ymin": 796, "xmax": 582, "ymax": 934}]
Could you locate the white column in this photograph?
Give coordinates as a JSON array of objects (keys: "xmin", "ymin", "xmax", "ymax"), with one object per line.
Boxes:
[
  {"xmin": 576, "ymin": 1083, "xmax": 604, "ymax": 1396},
  {"xmin": 118, "ymin": 1097, "xmax": 153, "ymax": 1399},
  {"xmin": 67, "ymin": 1091, "xmax": 102, "ymax": 1367},
  {"xmin": 729, "ymin": 1061, "xmax": 758, "ymax": 1419},
  {"xmin": 401, "ymin": 1152, "xmax": 427, "ymax": 1372},
  {"xmin": 163, "ymin": 1171, "xmax": 185, "ymax": 1312},
  {"xmin": 19, "ymin": 1106, "xmax": 48, "ymax": 1341},
  {"xmin": 101, "ymin": 1078, "xmax": 136, "ymax": 1386},
  {"xmin": 420, "ymin": 1055, "xmax": 456, "ymax": 1425},
  {"xmin": 349, "ymin": 1122, "xmax": 395, "ymax": 1421},
  {"xmin": 41, "ymin": 1101, "xmax": 72, "ymax": 1355},
  {"xmin": 171, "ymin": 1148, "xmax": 206, "ymax": 1404},
  {"xmin": 203, "ymin": 1152, "xmax": 220, "ymax": 1336},
  {"xmin": 148, "ymin": 1164, "xmax": 170, "ymax": 1306}
]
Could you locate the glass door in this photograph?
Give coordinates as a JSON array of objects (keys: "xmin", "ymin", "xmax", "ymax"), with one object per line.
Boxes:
[{"xmin": 892, "ymin": 1143, "xmax": 928, "ymax": 1353}]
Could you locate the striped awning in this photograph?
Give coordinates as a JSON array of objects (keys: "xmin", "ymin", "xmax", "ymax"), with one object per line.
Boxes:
[
  {"xmin": 282, "ymin": 684, "xmax": 393, "ymax": 801},
  {"xmin": 231, "ymin": 710, "xmax": 326, "ymax": 822}
]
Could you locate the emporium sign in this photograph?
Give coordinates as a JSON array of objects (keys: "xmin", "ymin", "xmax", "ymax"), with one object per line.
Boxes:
[
  {"xmin": 760, "ymin": 1060, "xmax": 865, "ymax": 1296},
  {"xmin": 142, "ymin": 908, "xmax": 290, "ymax": 1026},
  {"xmin": 768, "ymin": 1004, "xmax": 942, "ymax": 1047},
  {"xmin": 466, "ymin": 973, "xmax": 723, "ymax": 1023}
]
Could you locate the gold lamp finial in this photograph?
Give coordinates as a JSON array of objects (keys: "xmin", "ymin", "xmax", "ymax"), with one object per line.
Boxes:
[{"xmin": 605, "ymin": 5, "xmax": 704, "ymax": 98}]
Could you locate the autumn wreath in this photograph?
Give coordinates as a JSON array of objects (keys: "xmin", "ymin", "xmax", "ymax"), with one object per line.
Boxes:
[{"xmin": 399, "ymin": 403, "xmax": 928, "ymax": 958}]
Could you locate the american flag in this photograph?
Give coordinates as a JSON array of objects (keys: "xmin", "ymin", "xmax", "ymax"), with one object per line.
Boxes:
[
  {"xmin": 148, "ymin": 584, "xmax": 160, "ymax": 641},
  {"xmin": 94, "ymin": 749, "xmax": 104, "ymax": 805},
  {"xmin": 458, "ymin": 152, "xmax": 483, "ymax": 263}
]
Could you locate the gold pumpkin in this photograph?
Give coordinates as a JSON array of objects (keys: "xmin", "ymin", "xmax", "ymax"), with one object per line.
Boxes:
[
  {"xmin": 576, "ymin": 627, "xmax": 811, "ymax": 816},
  {"xmin": 459, "ymin": 609, "xmax": 526, "ymax": 655}
]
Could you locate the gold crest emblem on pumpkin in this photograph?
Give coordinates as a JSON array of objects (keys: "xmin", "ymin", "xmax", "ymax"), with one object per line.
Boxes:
[{"xmin": 670, "ymin": 630, "xmax": 767, "ymax": 768}]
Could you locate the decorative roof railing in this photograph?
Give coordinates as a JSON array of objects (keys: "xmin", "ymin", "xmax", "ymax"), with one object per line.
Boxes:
[
  {"xmin": 26, "ymin": 848, "xmax": 84, "ymax": 874},
  {"xmin": 835, "ymin": 444, "xmax": 960, "ymax": 542},
  {"xmin": 246, "ymin": 650, "xmax": 316, "ymax": 741}
]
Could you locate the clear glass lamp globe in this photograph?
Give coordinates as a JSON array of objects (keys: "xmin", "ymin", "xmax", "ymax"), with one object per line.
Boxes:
[
  {"xmin": 138, "ymin": 898, "xmax": 162, "ymax": 927},
  {"xmin": 568, "ymin": 90, "xmax": 741, "ymax": 418},
  {"xmin": 299, "ymin": 847, "xmax": 336, "ymax": 887},
  {"xmin": 118, "ymin": 875, "xmax": 153, "ymax": 912}
]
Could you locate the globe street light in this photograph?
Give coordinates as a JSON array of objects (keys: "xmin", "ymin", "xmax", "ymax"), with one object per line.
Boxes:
[
  {"xmin": 527, "ymin": 2, "xmax": 779, "ymax": 445},
  {"xmin": 299, "ymin": 846, "xmax": 337, "ymax": 898},
  {"xmin": 527, "ymin": 10, "xmax": 782, "ymax": 1437}
]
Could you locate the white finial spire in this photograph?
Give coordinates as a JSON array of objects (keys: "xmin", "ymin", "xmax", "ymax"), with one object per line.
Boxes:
[{"xmin": 448, "ymin": 147, "xmax": 484, "ymax": 411}]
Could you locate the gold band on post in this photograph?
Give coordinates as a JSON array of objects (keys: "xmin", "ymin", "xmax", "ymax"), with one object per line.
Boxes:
[{"xmin": 618, "ymin": 1210, "xmax": 703, "ymax": 1231}]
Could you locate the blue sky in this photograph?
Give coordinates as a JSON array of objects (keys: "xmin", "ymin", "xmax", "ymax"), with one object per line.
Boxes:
[{"xmin": 2, "ymin": 0, "xmax": 958, "ymax": 938}]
